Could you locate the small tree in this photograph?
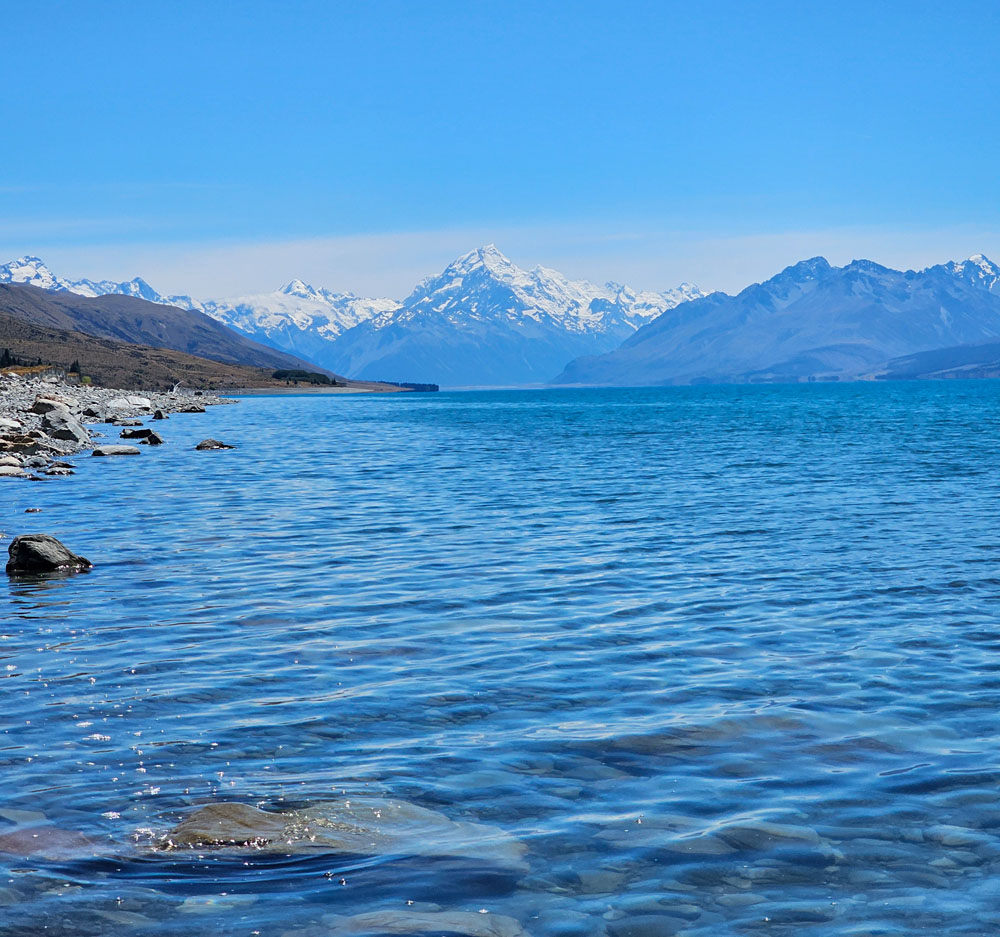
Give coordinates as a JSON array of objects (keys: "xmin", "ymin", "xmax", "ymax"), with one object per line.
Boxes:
[{"xmin": 69, "ymin": 359, "xmax": 81, "ymax": 374}]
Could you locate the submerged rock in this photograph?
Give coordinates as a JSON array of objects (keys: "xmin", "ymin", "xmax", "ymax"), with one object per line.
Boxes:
[
  {"xmin": 716, "ymin": 820, "xmax": 821, "ymax": 851},
  {"xmin": 0, "ymin": 825, "xmax": 100, "ymax": 860},
  {"xmin": 164, "ymin": 803, "xmax": 286, "ymax": 849},
  {"xmin": 323, "ymin": 910, "xmax": 530, "ymax": 936},
  {"xmin": 6, "ymin": 534, "xmax": 92, "ymax": 575},
  {"xmin": 195, "ymin": 438, "xmax": 235, "ymax": 450},
  {"xmin": 161, "ymin": 797, "xmax": 528, "ymax": 870},
  {"xmin": 92, "ymin": 445, "xmax": 141, "ymax": 456}
]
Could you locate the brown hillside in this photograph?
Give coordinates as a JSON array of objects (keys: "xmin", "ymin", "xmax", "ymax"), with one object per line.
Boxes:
[
  {"xmin": 0, "ymin": 310, "xmax": 335, "ymax": 390},
  {"xmin": 0, "ymin": 282, "xmax": 331, "ymax": 375}
]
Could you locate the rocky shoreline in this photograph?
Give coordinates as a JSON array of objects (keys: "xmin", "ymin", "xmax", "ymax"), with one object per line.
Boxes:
[{"xmin": 0, "ymin": 371, "xmax": 236, "ymax": 480}]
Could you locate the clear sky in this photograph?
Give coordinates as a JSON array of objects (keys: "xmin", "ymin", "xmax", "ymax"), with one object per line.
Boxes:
[{"xmin": 2, "ymin": 0, "xmax": 998, "ymax": 299}]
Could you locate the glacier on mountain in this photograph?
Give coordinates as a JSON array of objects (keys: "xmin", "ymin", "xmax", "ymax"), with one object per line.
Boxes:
[{"xmin": 0, "ymin": 247, "xmax": 706, "ymax": 385}]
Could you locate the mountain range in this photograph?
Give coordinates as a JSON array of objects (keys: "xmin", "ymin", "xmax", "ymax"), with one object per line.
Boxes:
[
  {"xmin": 554, "ymin": 253, "xmax": 1000, "ymax": 386},
  {"xmin": 0, "ymin": 250, "xmax": 705, "ymax": 386},
  {"xmin": 6, "ymin": 250, "xmax": 1000, "ymax": 388}
]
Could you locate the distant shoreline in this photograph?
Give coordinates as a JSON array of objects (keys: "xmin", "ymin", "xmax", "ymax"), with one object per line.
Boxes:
[{"xmin": 225, "ymin": 383, "xmax": 410, "ymax": 396}]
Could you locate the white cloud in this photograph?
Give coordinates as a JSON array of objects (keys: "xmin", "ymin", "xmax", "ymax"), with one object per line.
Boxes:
[{"xmin": 1, "ymin": 222, "xmax": 998, "ymax": 301}]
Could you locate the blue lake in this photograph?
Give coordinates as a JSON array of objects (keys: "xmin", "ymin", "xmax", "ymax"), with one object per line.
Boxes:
[{"xmin": 4, "ymin": 383, "xmax": 1000, "ymax": 936}]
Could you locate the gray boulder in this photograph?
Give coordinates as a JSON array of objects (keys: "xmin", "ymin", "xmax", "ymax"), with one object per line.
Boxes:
[
  {"xmin": 92, "ymin": 445, "xmax": 141, "ymax": 457},
  {"xmin": 120, "ymin": 427, "xmax": 153, "ymax": 439},
  {"xmin": 42, "ymin": 411, "xmax": 90, "ymax": 446},
  {"xmin": 30, "ymin": 397, "xmax": 71, "ymax": 416},
  {"xmin": 6, "ymin": 534, "xmax": 92, "ymax": 575},
  {"xmin": 152, "ymin": 410, "xmax": 168, "ymax": 420},
  {"xmin": 141, "ymin": 431, "xmax": 165, "ymax": 445}
]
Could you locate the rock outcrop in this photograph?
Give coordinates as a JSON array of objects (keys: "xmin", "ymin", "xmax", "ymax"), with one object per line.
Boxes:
[{"xmin": 6, "ymin": 534, "xmax": 92, "ymax": 575}]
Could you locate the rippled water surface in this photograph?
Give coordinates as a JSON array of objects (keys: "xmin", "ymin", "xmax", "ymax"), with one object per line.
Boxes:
[{"xmin": 4, "ymin": 383, "xmax": 1000, "ymax": 936}]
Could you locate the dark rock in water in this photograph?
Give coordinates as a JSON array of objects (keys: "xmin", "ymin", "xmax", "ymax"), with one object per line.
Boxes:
[
  {"xmin": 6, "ymin": 534, "xmax": 92, "ymax": 575},
  {"xmin": 120, "ymin": 427, "xmax": 153, "ymax": 439},
  {"xmin": 24, "ymin": 508, "xmax": 41, "ymax": 513},
  {"xmin": 142, "ymin": 431, "xmax": 165, "ymax": 446},
  {"xmin": 195, "ymin": 438, "xmax": 236, "ymax": 450},
  {"xmin": 92, "ymin": 445, "xmax": 141, "ymax": 456},
  {"xmin": 152, "ymin": 409, "xmax": 168, "ymax": 420},
  {"xmin": 180, "ymin": 404, "xmax": 206, "ymax": 413},
  {"xmin": 22, "ymin": 455, "xmax": 49, "ymax": 468},
  {"xmin": 44, "ymin": 467, "xmax": 75, "ymax": 476}
]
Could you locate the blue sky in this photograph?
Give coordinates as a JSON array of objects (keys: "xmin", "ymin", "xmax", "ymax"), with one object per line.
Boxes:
[{"xmin": 2, "ymin": 0, "xmax": 998, "ymax": 298}]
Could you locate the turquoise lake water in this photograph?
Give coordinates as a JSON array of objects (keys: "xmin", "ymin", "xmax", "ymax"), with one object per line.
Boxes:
[{"xmin": 4, "ymin": 383, "xmax": 1000, "ymax": 936}]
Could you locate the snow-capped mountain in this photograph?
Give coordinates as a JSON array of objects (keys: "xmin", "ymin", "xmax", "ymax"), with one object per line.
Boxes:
[
  {"xmin": 0, "ymin": 255, "xmax": 186, "ymax": 305},
  {"xmin": 554, "ymin": 253, "xmax": 1000, "ymax": 386},
  {"xmin": 318, "ymin": 245, "xmax": 707, "ymax": 385},
  {"xmin": 0, "ymin": 255, "xmax": 399, "ymax": 363},
  {"xmin": 0, "ymin": 247, "xmax": 706, "ymax": 385},
  {"xmin": 928, "ymin": 253, "xmax": 1000, "ymax": 294},
  {"xmin": 193, "ymin": 284, "xmax": 400, "ymax": 367}
]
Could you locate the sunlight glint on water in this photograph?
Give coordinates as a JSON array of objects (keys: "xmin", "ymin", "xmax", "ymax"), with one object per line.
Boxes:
[{"xmin": 4, "ymin": 383, "xmax": 1000, "ymax": 936}]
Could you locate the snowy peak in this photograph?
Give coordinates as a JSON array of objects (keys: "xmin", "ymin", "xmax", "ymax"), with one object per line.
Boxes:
[
  {"xmin": 0, "ymin": 255, "xmax": 73, "ymax": 292},
  {"xmin": 0, "ymin": 255, "xmax": 172, "ymax": 302},
  {"xmin": 400, "ymin": 246, "xmax": 708, "ymax": 334},
  {"xmin": 279, "ymin": 278, "xmax": 321, "ymax": 300},
  {"xmin": 449, "ymin": 243, "xmax": 517, "ymax": 277},
  {"xmin": 939, "ymin": 253, "xmax": 1000, "ymax": 292}
]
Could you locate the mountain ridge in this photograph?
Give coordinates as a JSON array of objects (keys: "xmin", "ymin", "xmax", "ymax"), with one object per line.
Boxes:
[
  {"xmin": 554, "ymin": 253, "xmax": 1000, "ymax": 386},
  {"xmin": 0, "ymin": 249, "xmax": 706, "ymax": 386}
]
